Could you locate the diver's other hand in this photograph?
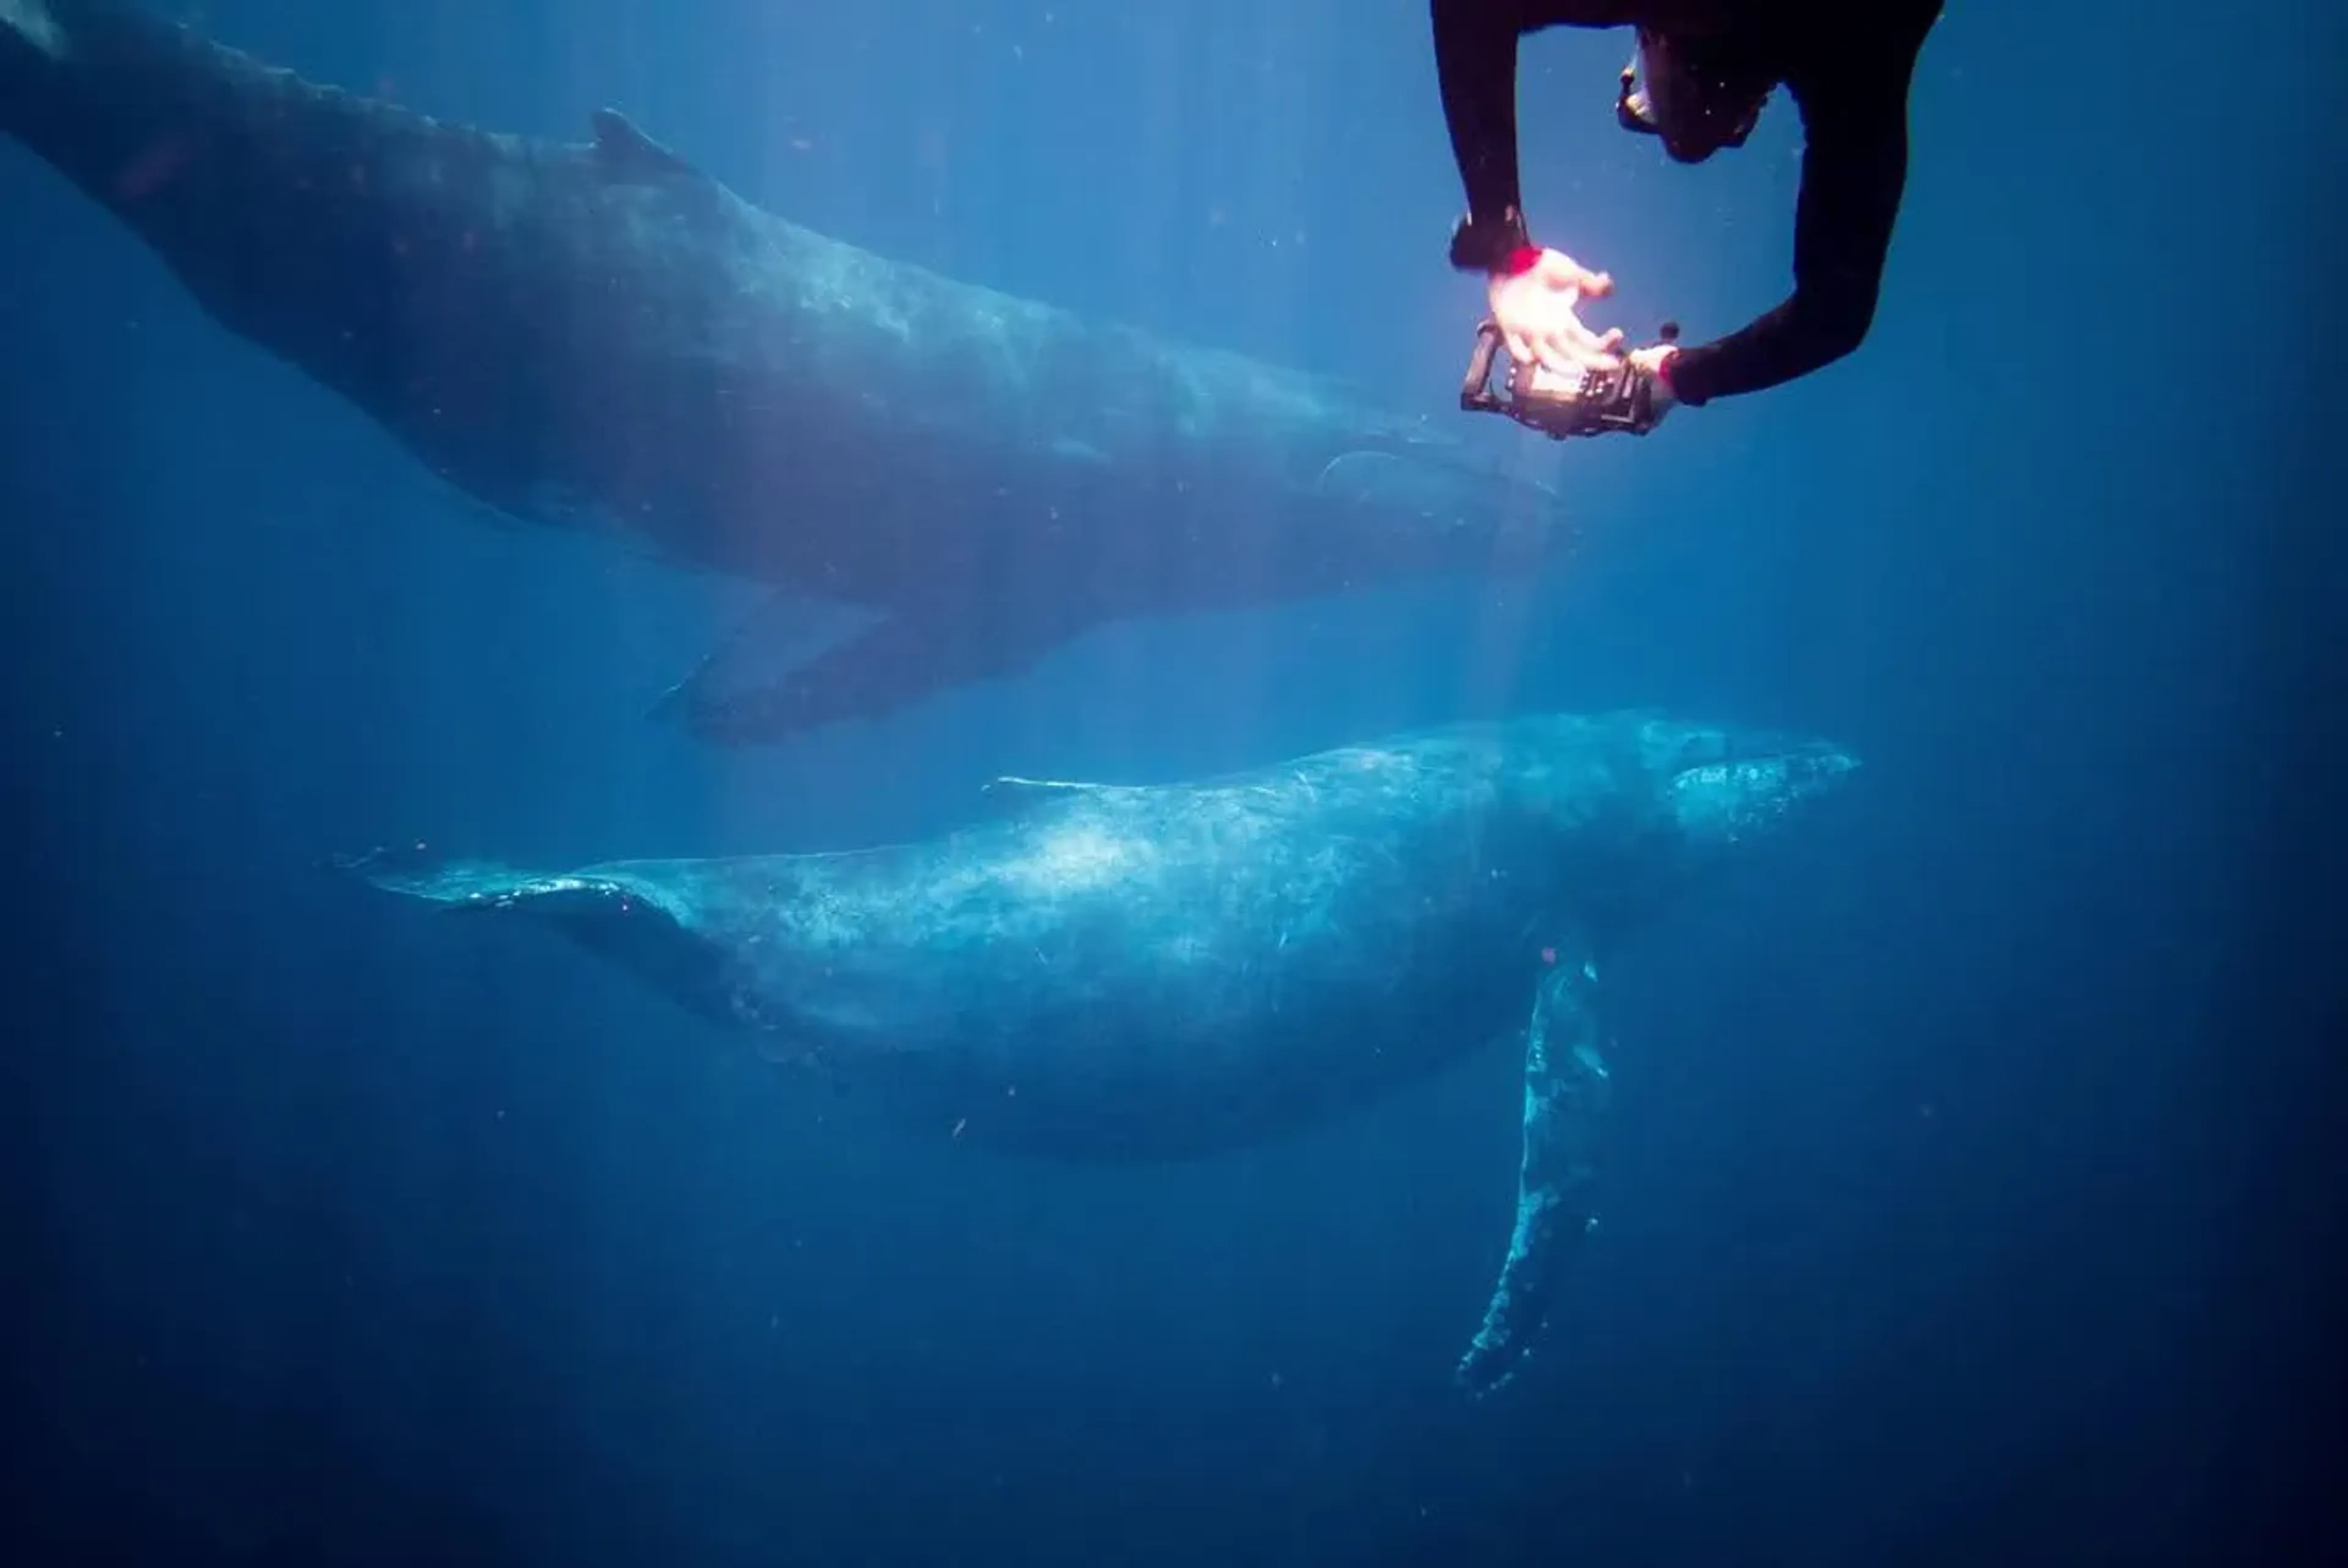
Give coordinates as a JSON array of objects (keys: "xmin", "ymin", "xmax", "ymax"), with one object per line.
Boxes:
[
  {"xmin": 1488, "ymin": 249, "xmax": 1625, "ymax": 378},
  {"xmin": 1628, "ymin": 342, "xmax": 1680, "ymax": 424}
]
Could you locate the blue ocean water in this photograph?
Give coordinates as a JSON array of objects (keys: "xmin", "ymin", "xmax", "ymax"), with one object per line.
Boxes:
[{"xmin": 4, "ymin": 1, "xmax": 2339, "ymax": 1564}]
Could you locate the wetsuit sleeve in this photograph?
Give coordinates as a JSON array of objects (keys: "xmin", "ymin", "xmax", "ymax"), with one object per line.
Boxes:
[
  {"xmin": 1432, "ymin": 0, "xmax": 1536, "ymax": 270},
  {"xmin": 1664, "ymin": 26, "xmax": 1926, "ymax": 407}
]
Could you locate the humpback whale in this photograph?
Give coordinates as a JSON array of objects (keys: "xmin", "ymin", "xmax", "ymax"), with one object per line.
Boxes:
[
  {"xmin": 344, "ymin": 709, "xmax": 1860, "ymax": 1392},
  {"xmin": 0, "ymin": 0, "xmax": 1570, "ymax": 743}
]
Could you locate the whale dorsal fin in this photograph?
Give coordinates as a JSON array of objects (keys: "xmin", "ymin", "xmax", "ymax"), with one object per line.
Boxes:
[
  {"xmin": 589, "ymin": 108, "xmax": 700, "ymax": 181},
  {"xmin": 982, "ymin": 775, "xmax": 1107, "ymax": 804},
  {"xmin": 976, "ymin": 775, "xmax": 1133, "ymax": 820}
]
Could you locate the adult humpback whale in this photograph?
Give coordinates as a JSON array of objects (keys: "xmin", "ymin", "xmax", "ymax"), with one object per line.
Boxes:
[
  {"xmin": 0, "ymin": 0, "xmax": 1569, "ymax": 743},
  {"xmin": 344, "ymin": 709, "xmax": 1860, "ymax": 1393}
]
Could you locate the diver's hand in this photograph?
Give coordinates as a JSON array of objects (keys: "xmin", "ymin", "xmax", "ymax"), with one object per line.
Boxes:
[
  {"xmin": 1488, "ymin": 249, "xmax": 1625, "ymax": 378},
  {"xmin": 1629, "ymin": 343, "xmax": 1680, "ymax": 424}
]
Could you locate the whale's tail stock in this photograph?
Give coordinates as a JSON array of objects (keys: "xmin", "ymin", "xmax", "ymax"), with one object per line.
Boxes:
[
  {"xmin": 0, "ymin": 1, "xmax": 183, "ymax": 204},
  {"xmin": 0, "ymin": 0, "xmax": 62, "ymax": 59},
  {"xmin": 334, "ymin": 845, "xmax": 676, "ymax": 928},
  {"xmin": 332, "ymin": 845, "xmax": 740, "ymax": 1026},
  {"xmin": 1, "ymin": 0, "xmax": 377, "ymax": 301},
  {"xmin": 333, "ymin": 844, "xmax": 548, "ymax": 909},
  {"xmin": 1, "ymin": 0, "xmax": 78, "ymax": 160}
]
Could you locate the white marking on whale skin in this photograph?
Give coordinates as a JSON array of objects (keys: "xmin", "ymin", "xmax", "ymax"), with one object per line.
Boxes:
[
  {"xmin": 0, "ymin": 0, "xmax": 63, "ymax": 57},
  {"xmin": 1001, "ymin": 821, "xmax": 1154, "ymax": 896}
]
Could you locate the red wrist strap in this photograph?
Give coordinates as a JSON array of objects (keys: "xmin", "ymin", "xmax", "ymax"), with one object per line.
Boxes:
[{"xmin": 1497, "ymin": 245, "xmax": 1541, "ymax": 278}]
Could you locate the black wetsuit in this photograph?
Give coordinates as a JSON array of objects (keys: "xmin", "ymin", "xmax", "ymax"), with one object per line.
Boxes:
[{"xmin": 1434, "ymin": 0, "xmax": 1943, "ymax": 406}]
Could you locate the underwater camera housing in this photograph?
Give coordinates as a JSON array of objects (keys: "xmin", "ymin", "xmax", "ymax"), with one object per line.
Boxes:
[{"xmin": 1461, "ymin": 318, "xmax": 1678, "ymax": 440}]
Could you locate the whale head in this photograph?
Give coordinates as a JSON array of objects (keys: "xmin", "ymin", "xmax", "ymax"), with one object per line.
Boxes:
[
  {"xmin": 1490, "ymin": 710, "xmax": 1860, "ymax": 890},
  {"xmin": 1456, "ymin": 710, "xmax": 1859, "ymax": 928},
  {"xmin": 1490, "ymin": 710, "xmax": 1859, "ymax": 843},
  {"xmin": 1650, "ymin": 723, "xmax": 1862, "ymax": 852}
]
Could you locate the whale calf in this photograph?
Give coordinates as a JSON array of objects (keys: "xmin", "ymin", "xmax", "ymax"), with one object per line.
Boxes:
[
  {"xmin": 1, "ymin": 0, "xmax": 1571, "ymax": 743},
  {"xmin": 345, "ymin": 709, "xmax": 1859, "ymax": 1391}
]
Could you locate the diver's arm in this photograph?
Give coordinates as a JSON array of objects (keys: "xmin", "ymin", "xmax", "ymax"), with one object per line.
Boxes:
[
  {"xmin": 1663, "ymin": 31, "xmax": 1925, "ymax": 406},
  {"xmin": 1433, "ymin": 0, "xmax": 1536, "ymax": 270}
]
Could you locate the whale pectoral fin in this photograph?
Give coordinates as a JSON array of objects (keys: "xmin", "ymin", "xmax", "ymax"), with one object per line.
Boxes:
[
  {"xmin": 588, "ymin": 107, "xmax": 701, "ymax": 182},
  {"xmin": 646, "ymin": 591, "xmax": 879, "ymax": 731},
  {"xmin": 660, "ymin": 608, "xmax": 1080, "ymax": 746},
  {"xmin": 1456, "ymin": 955, "xmax": 1611, "ymax": 1397}
]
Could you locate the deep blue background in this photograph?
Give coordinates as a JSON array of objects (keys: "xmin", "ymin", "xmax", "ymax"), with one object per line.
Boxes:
[{"xmin": 4, "ymin": 1, "xmax": 2341, "ymax": 1563}]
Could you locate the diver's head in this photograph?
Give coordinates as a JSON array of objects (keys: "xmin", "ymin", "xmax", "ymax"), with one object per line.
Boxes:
[{"xmin": 1617, "ymin": 28, "xmax": 1774, "ymax": 164}]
